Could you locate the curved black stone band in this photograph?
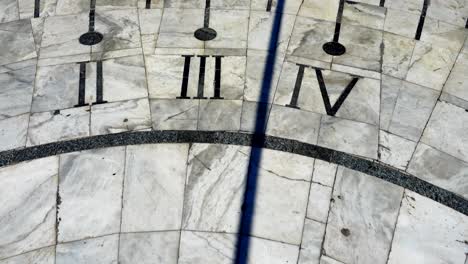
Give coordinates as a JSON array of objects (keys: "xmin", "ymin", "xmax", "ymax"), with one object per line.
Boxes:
[{"xmin": 0, "ymin": 130, "xmax": 466, "ymax": 216}]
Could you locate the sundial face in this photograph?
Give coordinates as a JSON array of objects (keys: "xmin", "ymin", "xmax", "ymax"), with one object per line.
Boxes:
[{"xmin": 1, "ymin": 0, "xmax": 468, "ymax": 263}]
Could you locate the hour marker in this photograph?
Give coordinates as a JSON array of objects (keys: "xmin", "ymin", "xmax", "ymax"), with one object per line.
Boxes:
[
  {"xmin": 266, "ymin": 0, "xmax": 273, "ymax": 11},
  {"xmin": 146, "ymin": 0, "xmax": 151, "ymax": 9},
  {"xmin": 323, "ymin": 0, "xmax": 347, "ymax": 56},
  {"xmin": 194, "ymin": 0, "xmax": 217, "ymax": 41},
  {"xmin": 177, "ymin": 55, "xmax": 224, "ymax": 100},
  {"xmin": 34, "ymin": 0, "xmax": 40, "ymax": 17},
  {"xmin": 75, "ymin": 61, "xmax": 107, "ymax": 107},
  {"xmin": 79, "ymin": 0, "xmax": 104, "ymax": 46},
  {"xmin": 379, "ymin": 0, "xmax": 385, "ymax": 7},
  {"xmin": 415, "ymin": 0, "xmax": 430, "ymax": 40},
  {"xmin": 285, "ymin": 64, "xmax": 307, "ymax": 109},
  {"xmin": 315, "ymin": 68, "xmax": 359, "ymax": 116}
]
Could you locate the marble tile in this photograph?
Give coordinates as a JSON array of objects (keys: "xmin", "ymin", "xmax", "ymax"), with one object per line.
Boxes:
[
  {"xmin": 312, "ymin": 160, "xmax": 337, "ymax": 187},
  {"xmin": 426, "ymin": 0, "xmax": 468, "ymax": 28},
  {"xmin": 138, "ymin": 8, "xmax": 162, "ymax": 35},
  {"xmin": 146, "ymin": 55, "xmax": 187, "ymax": 98},
  {"xmin": 239, "ymin": 101, "xmax": 271, "ymax": 133},
  {"xmin": 248, "ymin": 150, "xmax": 312, "ymax": 244},
  {"xmin": 121, "ymin": 144, "xmax": 187, "ymax": 232},
  {"xmin": 332, "ymin": 24, "xmax": 383, "ymax": 72},
  {"xmin": 0, "ymin": 19, "xmax": 37, "ymax": 66},
  {"xmin": 384, "ymin": 8, "xmax": 420, "ymax": 39},
  {"xmin": 39, "ymin": 13, "xmax": 90, "ymax": 59},
  {"xmin": 0, "ymin": 114, "xmax": 29, "ymax": 151},
  {"xmin": 27, "ymin": 106, "xmax": 90, "ymax": 146},
  {"xmin": 56, "ymin": 0, "xmax": 138, "ymax": 15},
  {"xmin": 307, "ymin": 183, "xmax": 332, "ymax": 223},
  {"xmin": 382, "ymin": 32, "xmax": 415, "ymax": 79},
  {"xmin": 0, "ymin": 157, "xmax": 58, "ymax": 259},
  {"xmin": 243, "ymin": 51, "xmax": 284, "ymax": 103},
  {"xmin": 0, "ymin": 66, "xmax": 34, "ymax": 119},
  {"xmin": 298, "ymin": 0, "xmax": 339, "ymax": 22},
  {"xmin": 298, "ymin": 219, "xmax": 326, "ymax": 264},
  {"xmin": 320, "ymin": 256, "xmax": 345, "ymax": 264},
  {"xmin": 178, "ymin": 231, "xmax": 235, "ymax": 264},
  {"xmin": 183, "ymin": 144, "xmax": 312, "ymax": 244},
  {"xmin": 421, "ymin": 101, "xmax": 468, "ymax": 163},
  {"xmin": 387, "ymin": 191, "xmax": 468, "ymax": 264},
  {"xmin": 379, "ymin": 130, "xmax": 417, "ymax": 170},
  {"xmin": 440, "ymin": 91, "xmax": 468, "ymax": 110},
  {"xmin": 56, "ymin": 235, "xmax": 119, "ymax": 264},
  {"xmin": 157, "ymin": 8, "xmax": 204, "ymax": 49},
  {"xmin": 198, "ymin": 100, "xmax": 242, "ymax": 131},
  {"xmin": 443, "ymin": 52, "xmax": 468, "ymax": 106},
  {"xmin": 318, "ymin": 116, "xmax": 379, "ymax": 159},
  {"xmin": 32, "ymin": 62, "xmax": 82, "ymax": 112},
  {"xmin": 324, "ymin": 167, "xmax": 403, "ymax": 264},
  {"xmin": 251, "ymin": 0, "xmax": 303, "ymax": 15},
  {"xmin": 0, "ymin": 0, "xmax": 18, "ymax": 23},
  {"xmin": 287, "ymin": 17, "xmax": 334, "ymax": 64},
  {"xmin": 0, "ymin": 58, "xmax": 37, "ymax": 74},
  {"xmin": 408, "ymin": 143, "xmax": 468, "ymax": 199},
  {"xmin": 406, "ymin": 41, "xmax": 458, "ymax": 91},
  {"xmin": 182, "ymin": 144, "xmax": 248, "ymax": 233},
  {"xmin": 119, "ymin": 231, "xmax": 179, "ymax": 264},
  {"xmin": 420, "ymin": 17, "xmax": 467, "ymax": 52},
  {"xmin": 385, "ymin": 0, "xmax": 423, "ymax": 14},
  {"xmin": 266, "ymin": 105, "xmax": 321, "ymax": 144},
  {"xmin": 342, "ymin": 2, "xmax": 386, "ymax": 30},
  {"xmin": 18, "ymin": 0, "xmax": 57, "ymax": 19},
  {"xmin": 90, "ymin": 98, "xmax": 151, "ymax": 135},
  {"xmin": 100, "ymin": 55, "xmax": 148, "ymax": 101},
  {"xmin": 380, "ymin": 75, "xmax": 439, "ymax": 141},
  {"xmin": 248, "ymin": 11, "xmax": 295, "ymax": 54},
  {"xmin": 57, "ymin": 147, "xmax": 125, "ymax": 242},
  {"xmin": 274, "ymin": 64, "xmax": 380, "ymax": 125},
  {"xmin": 91, "ymin": 9, "xmax": 141, "ymax": 58},
  {"xmin": 0, "ymin": 246, "xmax": 55, "ymax": 264},
  {"xmin": 150, "ymin": 99, "xmax": 199, "ymax": 130},
  {"xmin": 179, "ymin": 231, "xmax": 299, "ymax": 264},
  {"xmin": 205, "ymin": 10, "xmax": 249, "ymax": 50},
  {"xmin": 247, "ymin": 236, "xmax": 299, "ymax": 263},
  {"xmin": 31, "ymin": 17, "xmax": 45, "ymax": 52}
]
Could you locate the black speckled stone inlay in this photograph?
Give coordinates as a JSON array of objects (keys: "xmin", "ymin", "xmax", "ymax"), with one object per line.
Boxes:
[
  {"xmin": 323, "ymin": 41, "xmax": 346, "ymax": 56},
  {"xmin": 194, "ymin": 27, "xmax": 217, "ymax": 41},
  {"xmin": 79, "ymin": 31, "xmax": 103, "ymax": 45},
  {"xmin": 0, "ymin": 131, "xmax": 467, "ymax": 216}
]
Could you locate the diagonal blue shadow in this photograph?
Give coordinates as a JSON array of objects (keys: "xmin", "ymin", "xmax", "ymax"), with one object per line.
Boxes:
[{"xmin": 234, "ymin": 0, "xmax": 285, "ymax": 263}]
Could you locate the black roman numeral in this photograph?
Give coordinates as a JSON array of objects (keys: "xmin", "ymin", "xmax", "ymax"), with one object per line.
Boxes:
[
  {"xmin": 286, "ymin": 64, "xmax": 359, "ymax": 116},
  {"xmin": 34, "ymin": 0, "xmax": 40, "ymax": 17},
  {"xmin": 177, "ymin": 55, "xmax": 224, "ymax": 100},
  {"xmin": 75, "ymin": 61, "xmax": 107, "ymax": 107},
  {"xmin": 415, "ymin": 0, "xmax": 430, "ymax": 40}
]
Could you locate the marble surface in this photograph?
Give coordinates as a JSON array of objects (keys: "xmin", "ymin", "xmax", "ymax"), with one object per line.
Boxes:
[
  {"xmin": 0, "ymin": 143, "xmax": 467, "ymax": 263},
  {"xmin": 1, "ymin": 0, "xmax": 468, "ymax": 262}
]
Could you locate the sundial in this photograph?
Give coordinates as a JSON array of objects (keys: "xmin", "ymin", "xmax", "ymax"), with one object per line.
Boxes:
[{"xmin": 1, "ymin": 0, "xmax": 468, "ymax": 263}]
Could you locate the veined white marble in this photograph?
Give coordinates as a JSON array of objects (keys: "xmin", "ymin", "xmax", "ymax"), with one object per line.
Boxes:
[
  {"xmin": 121, "ymin": 144, "xmax": 187, "ymax": 232},
  {"xmin": 0, "ymin": 157, "xmax": 58, "ymax": 259},
  {"xmin": 57, "ymin": 147, "xmax": 125, "ymax": 242},
  {"xmin": 0, "ymin": 246, "xmax": 55, "ymax": 264},
  {"xmin": 119, "ymin": 231, "xmax": 179, "ymax": 264},
  {"xmin": 421, "ymin": 101, "xmax": 468, "ymax": 163},
  {"xmin": 388, "ymin": 191, "xmax": 468, "ymax": 264},
  {"xmin": 324, "ymin": 167, "xmax": 403, "ymax": 264},
  {"xmin": 56, "ymin": 234, "xmax": 119, "ymax": 264}
]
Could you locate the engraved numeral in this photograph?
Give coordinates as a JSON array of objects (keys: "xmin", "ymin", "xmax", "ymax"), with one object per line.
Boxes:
[
  {"xmin": 177, "ymin": 55, "xmax": 224, "ymax": 100},
  {"xmin": 286, "ymin": 64, "xmax": 359, "ymax": 116},
  {"xmin": 75, "ymin": 61, "xmax": 107, "ymax": 107}
]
